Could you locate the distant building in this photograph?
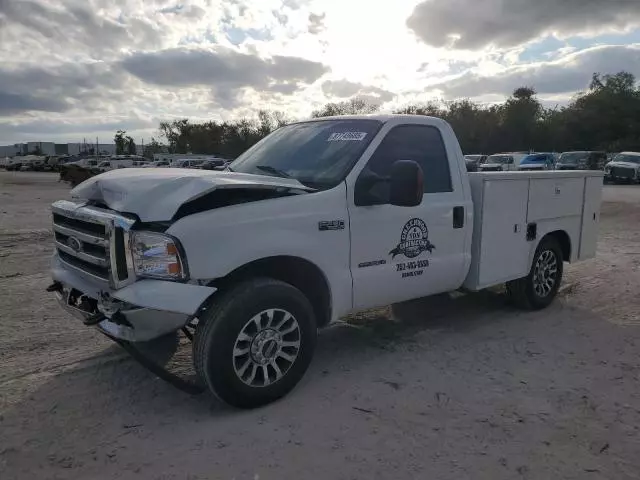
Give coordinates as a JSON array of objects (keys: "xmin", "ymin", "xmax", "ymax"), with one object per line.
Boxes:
[
  {"xmin": 24, "ymin": 141, "xmax": 56, "ymax": 155},
  {"xmin": 66, "ymin": 143, "xmax": 118, "ymax": 156},
  {"xmin": 0, "ymin": 144, "xmax": 23, "ymax": 157},
  {"xmin": 1, "ymin": 141, "xmax": 162, "ymax": 158},
  {"xmin": 55, "ymin": 144, "xmax": 69, "ymax": 155}
]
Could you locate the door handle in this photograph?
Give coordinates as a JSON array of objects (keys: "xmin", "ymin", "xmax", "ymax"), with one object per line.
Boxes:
[{"xmin": 453, "ymin": 206, "xmax": 464, "ymax": 229}]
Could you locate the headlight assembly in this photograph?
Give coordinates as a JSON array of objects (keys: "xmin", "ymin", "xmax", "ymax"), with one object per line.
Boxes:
[{"xmin": 130, "ymin": 231, "xmax": 187, "ymax": 280}]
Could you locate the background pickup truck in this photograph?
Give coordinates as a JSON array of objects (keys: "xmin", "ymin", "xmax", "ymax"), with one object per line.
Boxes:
[{"xmin": 49, "ymin": 115, "xmax": 603, "ymax": 408}]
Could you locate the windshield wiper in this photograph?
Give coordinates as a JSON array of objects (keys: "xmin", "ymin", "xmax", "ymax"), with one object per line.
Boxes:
[{"xmin": 255, "ymin": 165, "xmax": 292, "ymax": 179}]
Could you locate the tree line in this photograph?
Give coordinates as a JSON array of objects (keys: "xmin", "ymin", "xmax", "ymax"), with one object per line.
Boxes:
[{"xmin": 128, "ymin": 71, "xmax": 640, "ymax": 159}]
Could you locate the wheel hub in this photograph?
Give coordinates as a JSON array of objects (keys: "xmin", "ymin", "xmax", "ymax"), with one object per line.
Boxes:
[
  {"xmin": 232, "ymin": 308, "xmax": 302, "ymax": 387},
  {"xmin": 250, "ymin": 329, "xmax": 282, "ymax": 364}
]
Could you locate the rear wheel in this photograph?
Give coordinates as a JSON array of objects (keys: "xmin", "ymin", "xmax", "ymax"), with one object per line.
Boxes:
[
  {"xmin": 193, "ymin": 278, "xmax": 317, "ymax": 408},
  {"xmin": 507, "ymin": 237, "xmax": 563, "ymax": 310}
]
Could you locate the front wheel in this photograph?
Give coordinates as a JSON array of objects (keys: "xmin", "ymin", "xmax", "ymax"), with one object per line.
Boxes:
[
  {"xmin": 193, "ymin": 278, "xmax": 317, "ymax": 409},
  {"xmin": 507, "ymin": 237, "xmax": 564, "ymax": 310}
]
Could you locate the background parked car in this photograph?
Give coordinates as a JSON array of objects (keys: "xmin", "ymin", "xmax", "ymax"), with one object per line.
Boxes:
[
  {"xmin": 142, "ymin": 160, "xmax": 171, "ymax": 168},
  {"xmin": 479, "ymin": 153, "xmax": 527, "ymax": 171},
  {"xmin": 518, "ymin": 153, "xmax": 556, "ymax": 171},
  {"xmin": 556, "ymin": 151, "xmax": 607, "ymax": 170},
  {"xmin": 173, "ymin": 158, "xmax": 206, "ymax": 169},
  {"xmin": 604, "ymin": 152, "xmax": 640, "ymax": 184},
  {"xmin": 464, "ymin": 155, "xmax": 487, "ymax": 172},
  {"xmin": 199, "ymin": 158, "xmax": 228, "ymax": 170},
  {"xmin": 6, "ymin": 160, "xmax": 23, "ymax": 171}
]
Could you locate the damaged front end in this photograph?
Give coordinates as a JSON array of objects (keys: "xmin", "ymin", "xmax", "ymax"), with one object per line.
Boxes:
[{"xmin": 49, "ymin": 199, "xmax": 216, "ymax": 342}]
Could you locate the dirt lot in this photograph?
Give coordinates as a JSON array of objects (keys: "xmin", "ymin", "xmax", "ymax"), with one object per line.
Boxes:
[{"xmin": 1, "ymin": 171, "xmax": 639, "ymax": 480}]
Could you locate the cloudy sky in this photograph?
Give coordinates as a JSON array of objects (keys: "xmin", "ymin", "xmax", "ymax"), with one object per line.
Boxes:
[{"xmin": 1, "ymin": 0, "xmax": 639, "ymax": 145}]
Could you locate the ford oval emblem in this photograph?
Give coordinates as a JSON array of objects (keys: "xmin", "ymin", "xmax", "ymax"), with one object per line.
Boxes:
[{"xmin": 67, "ymin": 236, "xmax": 82, "ymax": 252}]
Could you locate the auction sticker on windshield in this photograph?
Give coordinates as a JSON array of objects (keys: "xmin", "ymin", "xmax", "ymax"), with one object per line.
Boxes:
[{"xmin": 327, "ymin": 132, "xmax": 368, "ymax": 141}]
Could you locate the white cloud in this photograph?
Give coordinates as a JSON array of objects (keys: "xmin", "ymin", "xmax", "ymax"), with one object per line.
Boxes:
[
  {"xmin": 431, "ymin": 44, "xmax": 640, "ymax": 99},
  {"xmin": 0, "ymin": 0, "xmax": 639, "ymax": 144},
  {"xmin": 407, "ymin": 0, "xmax": 640, "ymax": 50}
]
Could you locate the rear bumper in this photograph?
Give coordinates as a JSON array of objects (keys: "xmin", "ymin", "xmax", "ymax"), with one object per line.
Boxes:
[{"xmin": 51, "ymin": 253, "xmax": 216, "ymax": 342}]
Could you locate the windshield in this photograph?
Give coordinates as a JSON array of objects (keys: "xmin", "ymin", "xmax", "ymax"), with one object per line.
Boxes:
[
  {"xmin": 613, "ymin": 154, "xmax": 640, "ymax": 164},
  {"xmin": 230, "ymin": 119, "xmax": 383, "ymax": 189},
  {"xmin": 559, "ymin": 152, "xmax": 588, "ymax": 163},
  {"xmin": 522, "ymin": 154, "xmax": 549, "ymax": 164},
  {"xmin": 487, "ymin": 155, "xmax": 512, "ymax": 164},
  {"xmin": 98, "ymin": 162, "xmax": 110, "ymax": 167}
]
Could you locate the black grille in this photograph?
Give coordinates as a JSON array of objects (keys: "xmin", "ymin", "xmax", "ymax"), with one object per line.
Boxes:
[
  {"xmin": 113, "ymin": 228, "xmax": 128, "ymax": 281},
  {"xmin": 54, "ymin": 231, "xmax": 107, "ymax": 259},
  {"xmin": 53, "ymin": 209, "xmax": 111, "ymax": 283},
  {"xmin": 58, "ymin": 251, "xmax": 109, "ymax": 280},
  {"xmin": 53, "ymin": 213, "xmax": 106, "ymax": 237},
  {"xmin": 611, "ymin": 167, "xmax": 635, "ymax": 179}
]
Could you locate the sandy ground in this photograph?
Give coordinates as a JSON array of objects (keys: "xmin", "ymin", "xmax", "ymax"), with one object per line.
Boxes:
[{"xmin": 1, "ymin": 171, "xmax": 639, "ymax": 480}]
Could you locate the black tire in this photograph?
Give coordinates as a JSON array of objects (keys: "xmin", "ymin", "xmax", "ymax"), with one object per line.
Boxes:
[
  {"xmin": 193, "ymin": 278, "xmax": 317, "ymax": 409},
  {"xmin": 506, "ymin": 236, "xmax": 564, "ymax": 310}
]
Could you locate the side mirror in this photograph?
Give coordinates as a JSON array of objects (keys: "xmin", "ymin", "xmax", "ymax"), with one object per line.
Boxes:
[{"xmin": 389, "ymin": 160, "xmax": 424, "ymax": 207}]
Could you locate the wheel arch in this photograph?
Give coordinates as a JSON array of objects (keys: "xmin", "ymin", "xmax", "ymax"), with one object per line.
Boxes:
[
  {"xmin": 209, "ymin": 255, "xmax": 333, "ymax": 327},
  {"xmin": 545, "ymin": 230, "xmax": 571, "ymax": 262}
]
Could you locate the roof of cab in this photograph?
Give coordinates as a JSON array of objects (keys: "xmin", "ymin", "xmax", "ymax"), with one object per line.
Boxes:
[{"xmin": 291, "ymin": 114, "xmax": 449, "ymax": 125}]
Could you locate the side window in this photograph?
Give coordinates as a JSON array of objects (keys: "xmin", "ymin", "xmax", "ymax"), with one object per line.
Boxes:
[{"xmin": 365, "ymin": 125, "xmax": 452, "ymax": 193}]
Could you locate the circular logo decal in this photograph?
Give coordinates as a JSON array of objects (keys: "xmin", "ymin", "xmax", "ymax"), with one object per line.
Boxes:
[{"xmin": 389, "ymin": 218, "xmax": 435, "ymax": 259}]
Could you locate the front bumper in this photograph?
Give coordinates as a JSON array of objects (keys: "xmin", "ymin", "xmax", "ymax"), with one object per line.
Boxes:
[
  {"xmin": 605, "ymin": 168, "xmax": 637, "ymax": 181},
  {"xmin": 51, "ymin": 253, "xmax": 216, "ymax": 342}
]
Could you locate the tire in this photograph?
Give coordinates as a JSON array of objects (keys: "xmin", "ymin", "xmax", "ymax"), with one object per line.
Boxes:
[
  {"xmin": 506, "ymin": 236, "xmax": 564, "ymax": 310},
  {"xmin": 193, "ymin": 278, "xmax": 317, "ymax": 409}
]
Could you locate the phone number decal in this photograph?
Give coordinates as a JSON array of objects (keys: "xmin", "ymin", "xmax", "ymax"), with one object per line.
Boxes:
[{"xmin": 397, "ymin": 259, "xmax": 429, "ymax": 278}]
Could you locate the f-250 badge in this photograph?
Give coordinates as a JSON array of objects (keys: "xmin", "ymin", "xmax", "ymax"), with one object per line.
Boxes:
[{"xmin": 390, "ymin": 218, "xmax": 435, "ymax": 259}]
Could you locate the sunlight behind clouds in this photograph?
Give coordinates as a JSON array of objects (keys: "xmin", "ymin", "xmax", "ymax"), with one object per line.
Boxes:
[{"xmin": 0, "ymin": 0, "xmax": 638, "ymax": 143}]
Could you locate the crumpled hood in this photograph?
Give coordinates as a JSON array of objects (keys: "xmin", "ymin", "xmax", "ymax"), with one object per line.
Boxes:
[
  {"xmin": 606, "ymin": 161, "xmax": 640, "ymax": 169},
  {"xmin": 71, "ymin": 168, "xmax": 313, "ymax": 221}
]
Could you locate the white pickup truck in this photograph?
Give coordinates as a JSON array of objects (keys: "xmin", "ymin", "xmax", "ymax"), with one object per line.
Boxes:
[{"xmin": 48, "ymin": 115, "xmax": 603, "ymax": 408}]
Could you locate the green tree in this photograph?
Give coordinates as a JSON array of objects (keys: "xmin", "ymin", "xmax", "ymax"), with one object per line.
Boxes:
[
  {"xmin": 312, "ymin": 97, "xmax": 380, "ymax": 117},
  {"xmin": 149, "ymin": 70, "xmax": 639, "ymax": 159},
  {"xmin": 143, "ymin": 138, "xmax": 164, "ymax": 159},
  {"xmin": 126, "ymin": 136, "xmax": 136, "ymax": 155},
  {"xmin": 114, "ymin": 130, "xmax": 127, "ymax": 155}
]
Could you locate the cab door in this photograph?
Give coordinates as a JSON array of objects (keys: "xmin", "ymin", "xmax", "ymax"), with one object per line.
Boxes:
[{"xmin": 347, "ymin": 121, "xmax": 472, "ymax": 310}]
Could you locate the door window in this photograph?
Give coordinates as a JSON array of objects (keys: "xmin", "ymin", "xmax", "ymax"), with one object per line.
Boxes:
[{"xmin": 364, "ymin": 125, "xmax": 452, "ymax": 195}]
